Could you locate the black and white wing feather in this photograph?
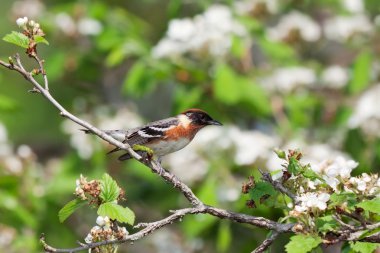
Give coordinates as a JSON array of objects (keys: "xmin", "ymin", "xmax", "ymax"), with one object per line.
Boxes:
[
  {"xmin": 107, "ymin": 117, "xmax": 178, "ymax": 160},
  {"xmin": 125, "ymin": 117, "xmax": 178, "ymax": 145}
]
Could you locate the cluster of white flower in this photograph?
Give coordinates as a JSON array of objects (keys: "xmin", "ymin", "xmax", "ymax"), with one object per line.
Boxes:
[
  {"xmin": 348, "ymin": 84, "xmax": 380, "ymax": 137},
  {"xmin": 342, "ymin": 0, "xmax": 365, "ymax": 13},
  {"xmin": 0, "ymin": 122, "xmax": 35, "ymax": 175},
  {"xmin": 323, "ymin": 14, "xmax": 373, "ymax": 42},
  {"xmin": 311, "ymin": 156, "xmax": 358, "ymax": 191},
  {"xmin": 321, "ymin": 65, "xmax": 350, "ymax": 89},
  {"xmin": 167, "ymin": 126, "xmax": 278, "ymax": 183},
  {"xmin": 293, "ymin": 192, "xmax": 330, "ymax": 214},
  {"xmin": 261, "ymin": 66, "xmax": 316, "ymax": 93},
  {"xmin": 152, "ymin": 5, "xmax": 246, "ymax": 59},
  {"xmin": 345, "ymin": 173, "xmax": 380, "ymax": 195},
  {"xmin": 261, "ymin": 64, "xmax": 351, "ymax": 93},
  {"xmin": 85, "ymin": 216, "xmax": 128, "ymax": 244},
  {"xmin": 15, "ymin": 16, "xmax": 43, "ymax": 37},
  {"xmin": 12, "ymin": 0, "xmax": 45, "ymax": 19},
  {"xmin": 266, "ymin": 11, "xmax": 321, "ymax": 43},
  {"xmin": 55, "ymin": 12, "xmax": 103, "ymax": 36}
]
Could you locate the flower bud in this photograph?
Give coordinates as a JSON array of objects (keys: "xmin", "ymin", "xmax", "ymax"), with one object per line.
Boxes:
[{"xmin": 16, "ymin": 17, "xmax": 28, "ymax": 27}]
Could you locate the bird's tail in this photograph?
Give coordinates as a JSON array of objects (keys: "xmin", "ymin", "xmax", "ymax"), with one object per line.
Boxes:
[
  {"xmin": 118, "ymin": 150, "xmax": 146, "ymax": 161},
  {"xmin": 81, "ymin": 129, "xmax": 129, "ymax": 155}
]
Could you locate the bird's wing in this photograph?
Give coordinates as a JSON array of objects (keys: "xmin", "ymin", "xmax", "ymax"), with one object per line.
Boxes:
[{"xmin": 125, "ymin": 117, "xmax": 178, "ymax": 146}]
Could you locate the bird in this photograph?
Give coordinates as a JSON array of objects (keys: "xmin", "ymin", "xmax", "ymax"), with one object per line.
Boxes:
[{"xmin": 84, "ymin": 109, "xmax": 222, "ymax": 162}]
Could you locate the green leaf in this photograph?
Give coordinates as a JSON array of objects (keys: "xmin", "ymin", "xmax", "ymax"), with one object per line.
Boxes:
[
  {"xmin": 3, "ymin": 31, "xmax": 29, "ymax": 48},
  {"xmin": 214, "ymin": 63, "xmax": 241, "ymax": 104},
  {"xmin": 217, "ymin": 222, "xmax": 231, "ymax": 252},
  {"xmin": 250, "ymin": 181, "xmax": 276, "ymax": 206},
  {"xmin": 349, "ymin": 50, "xmax": 371, "ymax": 94},
  {"xmin": 301, "ymin": 166, "xmax": 324, "ymax": 181},
  {"xmin": 97, "ymin": 202, "xmax": 135, "ymax": 225},
  {"xmin": 34, "ymin": 35, "xmax": 49, "ymax": 45},
  {"xmin": 58, "ymin": 199, "xmax": 87, "ymax": 223},
  {"xmin": 213, "ymin": 63, "xmax": 270, "ymax": 115},
  {"xmin": 123, "ymin": 61, "xmax": 156, "ymax": 96},
  {"xmin": 356, "ymin": 198, "xmax": 380, "ymax": 214},
  {"xmin": 100, "ymin": 173, "xmax": 120, "ymax": 203},
  {"xmin": 258, "ymin": 38, "xmax": 296, "ymax": 63},
  {"xmin": 288, "ymin": 157, "xmax": 302, "ymax": 175},
  {"xmin": 285, "ymin": 235, "xmax": 322, "ymax": 253},
  {"xmin": 316, "ymin": 215, "xmax": 340, "ymax": 234},
  {"xmin": 349, "ymin": 242, "xmax": 379, "ymax": 253},
  {"xmin": 329, "ymin": 192, "xmax": 357, "ymax": 208}
]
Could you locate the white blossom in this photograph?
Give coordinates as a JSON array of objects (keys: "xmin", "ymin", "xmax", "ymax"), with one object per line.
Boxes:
[
  {"xmin": 84, "ymin": 233, "xmax": 93, "ymax": 243},
  {"xmin": 12, "ymin": 0, "xmax": 45, "ymax": 19},
  {"xmin": 16, "ymin": 16, "xmax": 28, "ymax": 27},
  {"xmin": 55, "ymin": 13, "xmax": 76, "ymax": 36},
  {"xmin": 17, "ymin": 145, "xmax": 33, "ymax": 159},
  {"xmin": 228, "ymin": 127, "xmax": 278, "ymax": 166},
  {"xmin": 267, "ymin": 11, "xmax": 321, "ymax": 42},
  {"xmin": 321, "ymin": 65, "xmax": 349, "ymax": 89},
  {"xmin": 348, "ymin": 84, "xmax": 380, "ymax": 137},
  {"xmin": 77, "ymin": 18, "xmax": 103, "ymax": 36},
  {"xmin": 167, "ymin": 19, "xmax": 196, "ymax": 42},
  {"xmin": 324, "ymin": 15, "xmax": 373, "ymax": 42},
  {"xmin": 217, "ymin": 186, "xmax": 240, "ymax": 202},
  {"xmin": 295, "ymin": 192, "xmax": 330, "ymax": 212},
  {"xmin": 342, "ymin": 0, "xmax": 364, "ymax": 13},
  {"xmin": 96, "ymin": 216, "xmax": 106, "ymax": 227},
  {"xmin": 262, "ymin": 66, "xmax": 316, "ymax": 93},
  {"xmin": 152, "ymin": 4, "xmax": 246, "ymax": 58}
]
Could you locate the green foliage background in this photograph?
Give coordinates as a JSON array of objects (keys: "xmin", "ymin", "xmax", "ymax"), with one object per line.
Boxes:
[{"xmin": 0, "ymin": 0, "xmax": 380, "ymax": 252}]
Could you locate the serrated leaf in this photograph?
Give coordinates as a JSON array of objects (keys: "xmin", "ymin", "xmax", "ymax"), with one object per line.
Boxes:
[
  {"xmin": 3, "ymin": 31, "xmax": 29, "ymax": 48},
  {"xmin": 329, "ymin": 192, "xmax": 357, "ymax": 208},
  {"xmin": 285, "ymin": 235, "xmax": 322, "ymax": 253},
  {"xmin": 97, "ymin": 202, "xmax": 135, "ymax": 225},
  {"xmin": 250, "ymin": 181, "xmax": 276, "ymax": 205},
  {"xmin": 356, "ymin": 198, "xmax": 380, "ymax": 214},
  {"xmin": 350, "ymin": 242, "xmax": 379, "ymax": 253},
  {"xmin": 34, "ymin": 35, "xmax": 49, "ymax": 45},
  {"xmin": 100, "ymin": 173, "xmax": 120, "ymax": 203},
  {"xmin": 301, "ymin": 167, "xmax": 324, "ymax": 181},
  {"xmin": 288, "ymin": 157, "xmax": 302, "ymax": 175},
  {"xmin": 58, "ymin": 199, "xmax": 87, "ymax": 223},
  {"xmin": 316, "ymin": 215, "xmax": 340, "ymax": 234}
]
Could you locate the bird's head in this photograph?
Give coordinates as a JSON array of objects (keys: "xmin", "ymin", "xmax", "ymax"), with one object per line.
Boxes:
[{"xmin": 179, "ymin": 109, "xmax": 222, "ymax": 127}]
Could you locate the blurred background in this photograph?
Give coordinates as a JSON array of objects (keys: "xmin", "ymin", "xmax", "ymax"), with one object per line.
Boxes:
[{"xmin": 0, "ymin": 0, "xmax": 380, "ymax": 252}]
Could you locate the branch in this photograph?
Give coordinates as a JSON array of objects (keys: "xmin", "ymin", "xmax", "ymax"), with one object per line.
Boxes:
[
  {"xmin": 2, "ymin": 52, "xmax": 379, "ymax": 253},
  {"xmin": 259, "ymin": 169, "xmax": 297, "ymax": 202},
  {"xmin": 251, "ymin": 231, "xmax": 280, "ymax": 253},
  {"xmin": 0, "ymin": 55, "xmax": 295, "ymax": 252}
]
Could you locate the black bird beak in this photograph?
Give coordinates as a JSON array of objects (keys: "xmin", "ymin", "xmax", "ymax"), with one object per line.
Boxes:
[{"xmin": 207, "ymin": 119, "xmax": 223, "ymax": 126}]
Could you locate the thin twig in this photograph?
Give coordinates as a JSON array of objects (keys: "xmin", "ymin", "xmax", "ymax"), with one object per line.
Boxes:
[
  {"xmin": 251, "ymin": 231, "xmax": 280, "ymax": 253},
  {"xmin": 259, "ymin": 169, "xmax": 297, "ymax": 202}
]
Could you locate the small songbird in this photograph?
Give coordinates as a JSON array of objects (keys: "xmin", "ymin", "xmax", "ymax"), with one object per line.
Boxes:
[{"xmin": 86, "ymin": 109, "xmax": 222, "ymax": 162}]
